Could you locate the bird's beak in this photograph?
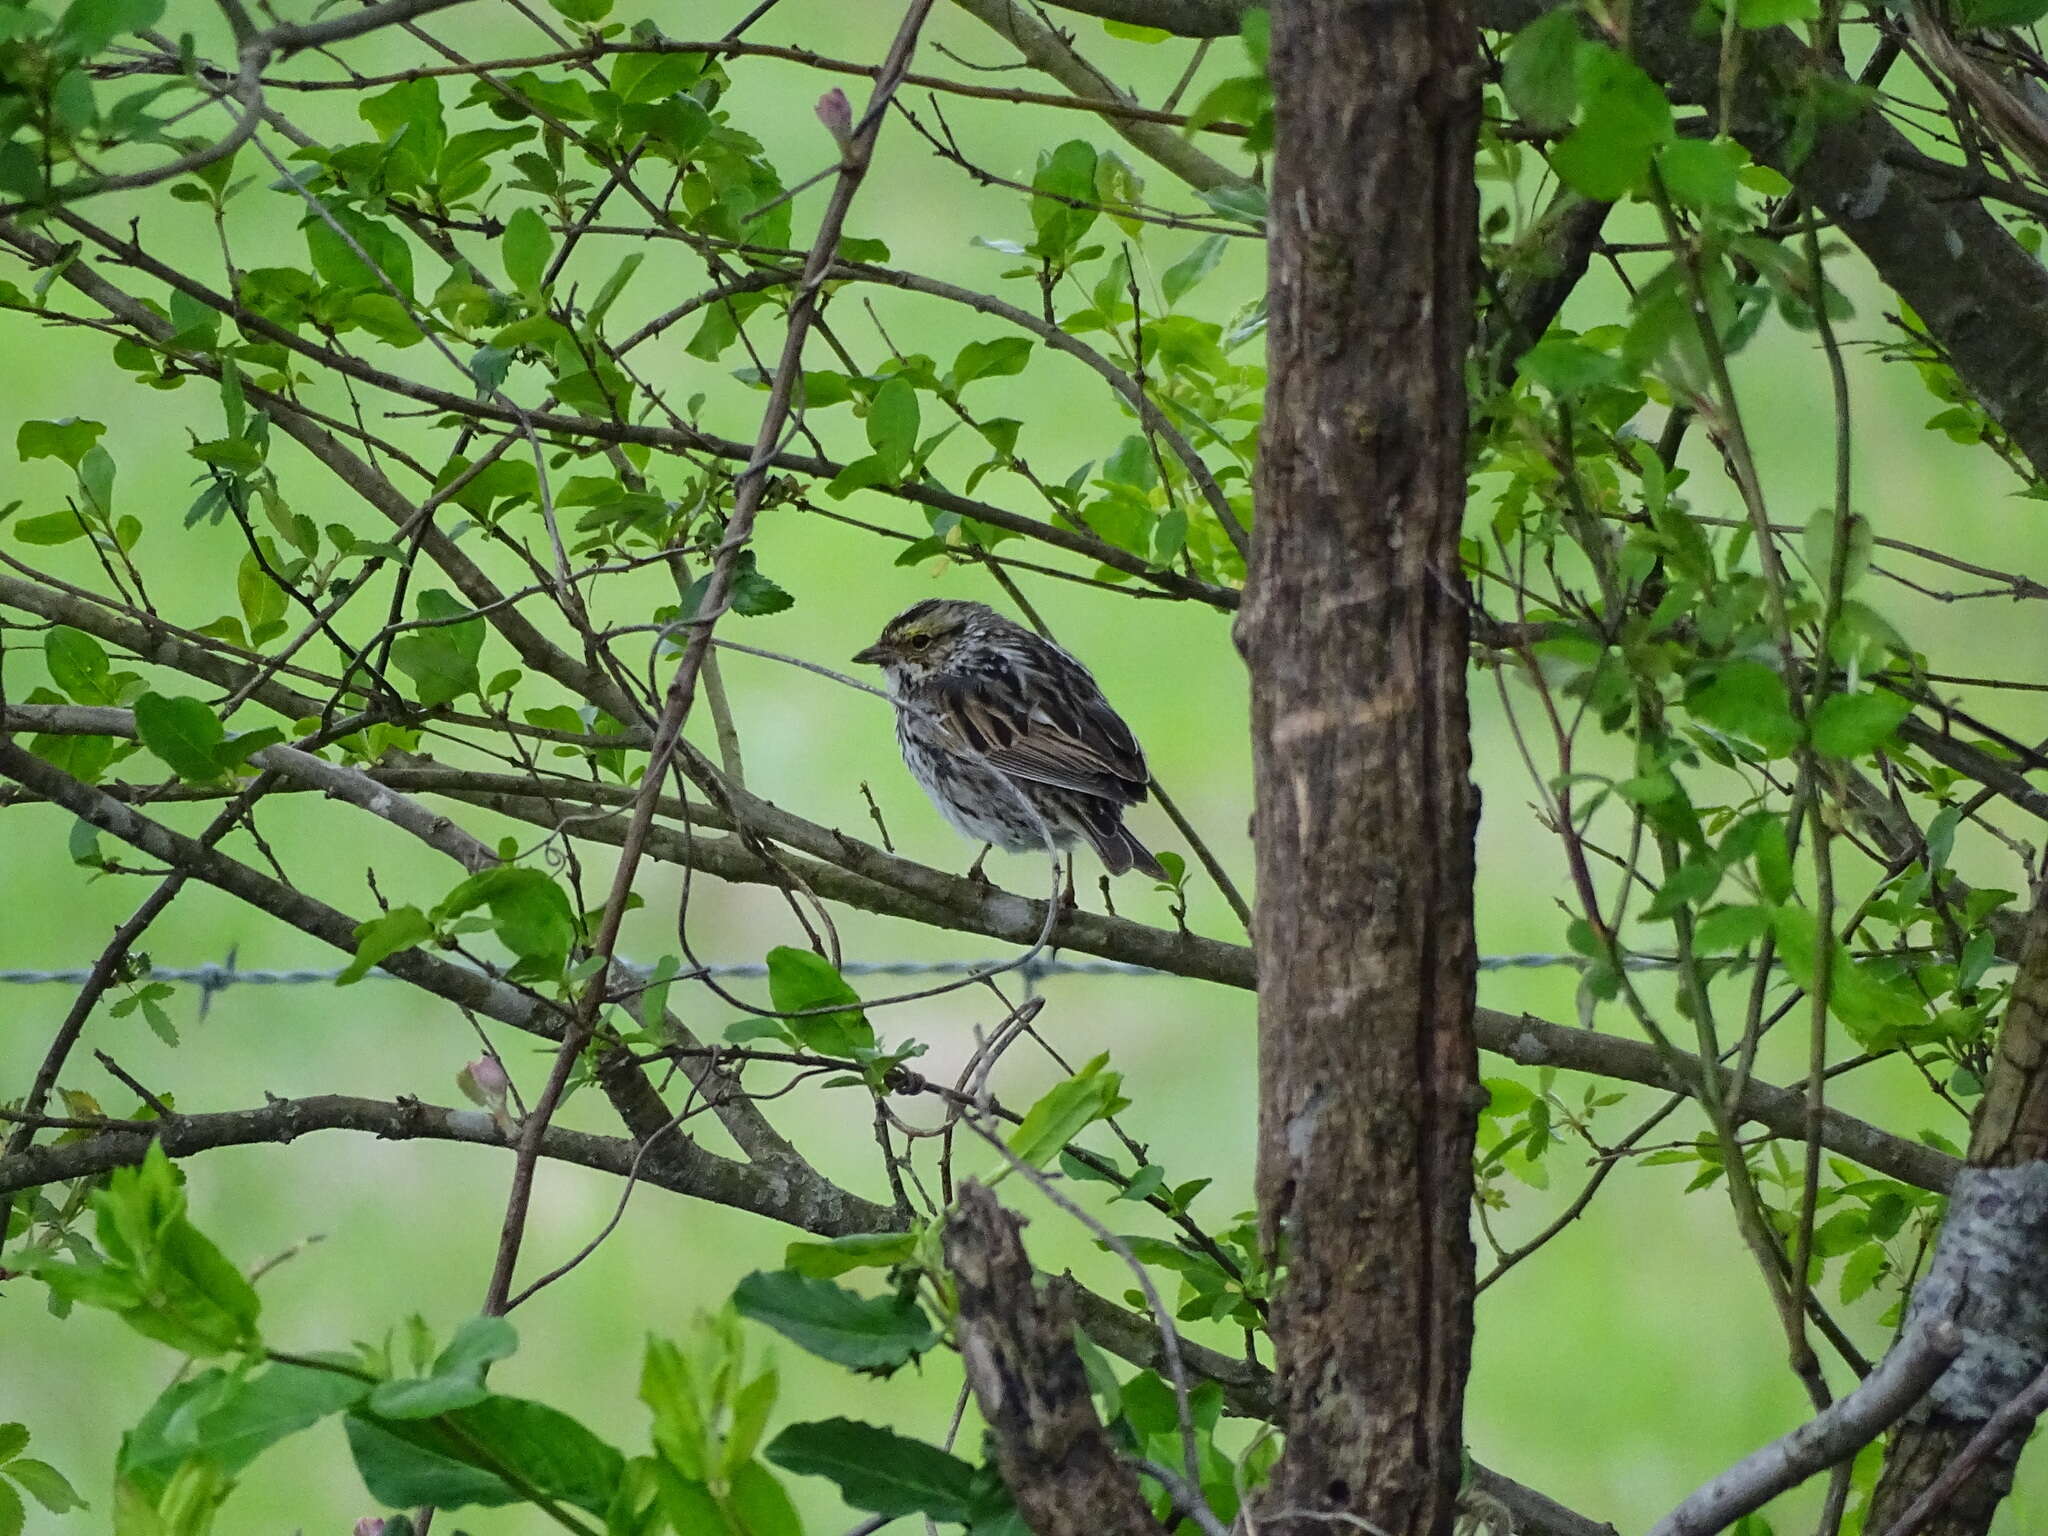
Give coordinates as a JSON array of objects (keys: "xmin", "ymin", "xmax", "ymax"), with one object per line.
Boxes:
[{"xmin": 851, "ymin": 642, "xmax": 888, "ymax": 666}]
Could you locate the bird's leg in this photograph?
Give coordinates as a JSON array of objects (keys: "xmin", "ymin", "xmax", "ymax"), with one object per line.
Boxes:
[
  {"xmin": 966, "ymin": 844, "xmax": 993, "ymax": 886},
  {"xmin": 1062, "ymin": 854, "xmax": 1077, "ymax": 911}
]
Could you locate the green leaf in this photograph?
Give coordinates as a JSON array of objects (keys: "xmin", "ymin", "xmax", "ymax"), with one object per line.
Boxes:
[
  {"xmin": 391, "ymin": 588, "xmax": 484, "ymax": 707},
  {"xmin": 348, "ymin": 1396, "xmax": 623, "ymax": 1515},
  {"xmin": 371, "ymin": 1315, "xmax": 518, "ymax": 1419},
  {"xmin": 237, "ymin": 552, "xmax": 288, "ymax": 646},
  {"xmin": 45, "ymin": 626, "xmax": 112, "ymax": 703},
  {"xmin": 764, "ymin": 947, "xmax": 876, "ymax": 1056},
  {"xmin": 0, "ymin": 1476, "xmax": 19, "ymax": 1536},
  {"xmin": 1656, "ymin": 138, "xmax": 1745, "ymax": 212},
  {"xmin": 611, "ymin": 50, "xmax": 706, "ymax": 104},
  {"xmin": 3, "ymin": 1457, "xmax": 84, "ymax": 1514},
  {"xmin": 1839, "ymin": 1240, "xmax": 1887, "ymax": 1303},
  {"xmin": 948, "ymin": 337, "xmax": 1033, "ymax": 391},
  {"xmin": 1687, "ymin": 660, "xmax": 1801, "ymax": 756},
  {"xmin": 1196, "ymin": 182, "xmax": 1267, "ymax": 226},
  {"xmin": 726, "ymin": 1459, "xmax": 803, "ymax": 1536},
  {"xmin": 1754, "ymin": 818, "xmax": 1794, "ymax": 904},
  {"xmin": 351, "ymin": 293, "xmax": 424, "ymax": 346},
  {"xmin": 434, "ymin": 867, "xmax": 576, "ymax": 979},
  {"xmin": 121, "ymin": 1363, "xmax": 366, "ymax": 1493},
  {"xmin": 654, "ymin": 1470, "xmax": 732, "ymax": 1533},
  {"xmin": 189, "ymin": 437, "xmax": 264, "ymax": 471},
  {"xmin": 655, "ymin": 1482, "xmax": 737, "ymax": 1536},
  {"xmin": 132, "ymin": 692, "xmax": 227, "ymax": 781},
  {"xmin": 1501, "ymin": 9, "xmax": 1582, "ymax": 131},
  {"xmin": 1482, "ymin": 1078, "xmax": 1536, "ymax": 1117},
  {"xmin": 468, "ymin": 345, "xmax": 514, "ymax": 396},
  {"xmin": 1160, "ymin": 234, "xmax": 1228, "ymax": 306},
  {"xmin": 1736, "ymin": 0, "xmax": 1819, "ymax": 23},
  {"xmin": 360, "ymin": 77, "xmax": 447, "ymax": 170},
  {"xmin": 17, "ymin": 417, "xmax": 104, "ymax": 467},
  {"xmin": 1810, "ymin": 691, "xmax": 1911, "ymax": 759},
  {"xmin": 1803, "ymin": 507, "xmax": 1873, "ymax": 593},
  {"xmin": 641, "ymin": 1336, "xmax": 712, "ymax": 1482},
  {"xmin": 782, "ymin": 1232, "xmax": 917, "ymax": 1278},
  {"xmin": 732, "ymin": 1271, "xmax": 936, "ymax": 1370},
  {"xmin": 78, "ymin": 444, "xmax": 116, "ymax": 519},
  {"xmin": 33, "ymin": 1143, "xmax": 261, "ymax": 1357},
  {"xmin": 1100, "ymin": 435, "xmax": 1156, "ymax": 491},
  {"xmin": 1007, "ymin": 1053, "xmax": 1128, "ymax": 1169},
  {"xmin": 503, "ymin": 206, "xmax": 554, "ymax": 295},
  {"xmin": 1516, "ymin": 337, "xmax": 1622, "ymax": 397},
  {"xmin": 677, "ymin": 551, "xmax": 796, "ymax": 620},
  {"xmin": 13, "ymin": 511, "xmax": 86, "ymax": 545},
  {"xmin": 1772, "ymin": 907, "xmax": 1926, "ymax": 1047},
  {"xmin": 54, "ymin": 0, "xmax": 163, "ymax": 55},
  {"xmin": 0, "ymin": 1426, "xmax": 23, "ymax": 1466},
  {"xmin": 345, "ymin": 1414, "xmax": 510, "ymax": 1512},
  {"xmin": 1549, "ymin": 47, "xmax": 1674, "ymax": 201},
  {"xmin": 303, "ymin": 204, "xmax": 415, "ymax": 298},
  {"xmin": 1693, "ymin": 903, "xmax": 1771, "ymax": 954},
  {"xmin": 766, "ymin": 1419, "xmax": 979, "ymax": 1523},
  {"xmin": 722, "ymin": 1376, "xmax": 779, "ymax": 1478},
  {"xmin": 1029, "ymin": 140, "xmax": 1100, "ymax": 260},
  {"xmin": 866, "ymin": 377, "xmax": 920, "ymax": 480},
  {"xmin": 587, "ymin": 252, "xmax": 644, "ymax": 324},
  {"xmin": 338, "ymin": 905, "xmax": 434, "ymax": 985}
]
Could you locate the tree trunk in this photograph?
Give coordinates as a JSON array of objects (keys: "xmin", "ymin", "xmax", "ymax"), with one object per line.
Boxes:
[
  {"xmin": 1866, "ymin": 882, "xmax": 2048, "ymax": 1536},
  {"xmin": 1236, "ymin": 5, "xmax": 1481, "ymax": 1536}
]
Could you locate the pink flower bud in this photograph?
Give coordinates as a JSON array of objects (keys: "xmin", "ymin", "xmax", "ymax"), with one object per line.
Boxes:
[
  {"xmin": 458, "ymin": 1056, "xmax": 519, "ymax": 1134},
  {"xmin": 467, "ymin": 1055, "xmax": 510, "ymax": 1096},
  {"xmin": 815, "ymin": 89, "xmax": 854, "ymax": 153},
  {"xmin": 354, "ymin": 1520, "xmax": 387, "ymax": 1536}
]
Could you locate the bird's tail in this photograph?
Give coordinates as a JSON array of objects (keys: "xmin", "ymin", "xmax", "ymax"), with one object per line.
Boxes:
[{"xmin": 1088, "ymin": 819, "xmax": 1167, "ymax": 881}]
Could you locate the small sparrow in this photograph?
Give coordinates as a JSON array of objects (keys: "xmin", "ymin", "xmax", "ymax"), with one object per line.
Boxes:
[{"xmin": 853, "ymin": 600, "xmax": 1166, "ymax": 882}]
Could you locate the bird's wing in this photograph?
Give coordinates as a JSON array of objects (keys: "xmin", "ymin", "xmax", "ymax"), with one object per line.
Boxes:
[{"xmin": 929, "ymin": 661, "xmax": 1149, "ymax": 805}]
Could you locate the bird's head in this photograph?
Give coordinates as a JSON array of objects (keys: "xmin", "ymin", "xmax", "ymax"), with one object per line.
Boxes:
[{"xmin": 851, "ymin": 599, "xmax": 996, "ymax": 684}]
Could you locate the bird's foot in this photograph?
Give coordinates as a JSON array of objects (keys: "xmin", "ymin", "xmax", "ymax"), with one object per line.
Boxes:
[{"xmin": 966, "ymin": 844, "xmax": 994, "ymax": 887}]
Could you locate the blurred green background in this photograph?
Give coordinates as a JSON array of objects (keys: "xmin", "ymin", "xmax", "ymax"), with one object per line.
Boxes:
[{"xmin": 5, "ymin": 2, "xmax": 2046, "ymax": 1530}]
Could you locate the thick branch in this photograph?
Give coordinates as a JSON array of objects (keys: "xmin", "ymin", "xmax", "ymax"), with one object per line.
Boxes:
[
  {"xmin": 947, "ymin": 1183, "xmax": 1167, "ymax": 1536},
  {"xmin": 1622, "ymin": 0, "xmax": 2048, "ymax": 484},
  {"xmin": 0, "ymin": 573, "xmax": 325, "ymax": 721},
  {"xmin": 0, "ymin": 1094, "xmax": 892, "ymax": 1235}
]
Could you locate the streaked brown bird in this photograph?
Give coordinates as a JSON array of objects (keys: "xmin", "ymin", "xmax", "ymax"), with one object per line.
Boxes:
[{"xmin": 852, "ymin": 599, "xmax": 1166, "ymax": 884}]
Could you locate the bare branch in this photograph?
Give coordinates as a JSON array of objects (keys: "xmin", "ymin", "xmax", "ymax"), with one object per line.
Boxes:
[
  {"xmin": 0, "ymin": 1094, "xmax": 894, "ymax": 1235},
  {"xmin": 947, "ymin": 0, "xmax": 1254, "ymax": 194},
  {"xmin": 1004, "ymin": 0, "xmax": 1251, "ymax": 35},
  {"xmin": 1649, "ymin": 1321, "xmax": 1963, "ymax": 1536}
]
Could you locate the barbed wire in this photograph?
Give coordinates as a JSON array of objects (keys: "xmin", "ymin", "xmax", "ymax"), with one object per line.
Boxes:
[
  {"xmin": 0, "ymin": 946, "xmax": 2003, "ymax": 1008},
  {"xmin": 0, "ymin": 951, "xmax": 1653, "ymax": 993}
]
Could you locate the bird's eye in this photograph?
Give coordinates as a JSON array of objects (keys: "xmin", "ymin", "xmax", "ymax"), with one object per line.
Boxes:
[{"xmin": 909, "ymin": 634, "xmax": 932, "ymax": 651}]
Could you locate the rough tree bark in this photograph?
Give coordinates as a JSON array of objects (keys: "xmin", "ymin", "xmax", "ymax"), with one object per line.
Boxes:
[
  {"xmin": 1234, "ymin": 5, "xmax": 1482, "ymax": 1536},
  {"xmin": 946, "ymin": 1183, "xmax": 1167, "ymax": 1536}
]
